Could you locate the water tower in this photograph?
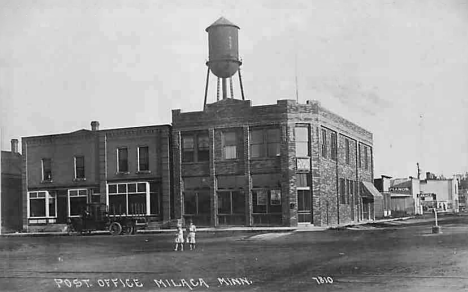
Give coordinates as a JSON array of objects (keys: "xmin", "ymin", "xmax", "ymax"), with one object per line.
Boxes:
[{"xmin": 203, "ymin": 17, "xmax": 245, "ymax": 109}]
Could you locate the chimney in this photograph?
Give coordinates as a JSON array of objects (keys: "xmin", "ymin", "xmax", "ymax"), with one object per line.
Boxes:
[
  {"xmin": 11, "ymin": 139, "xmax": 18, "ymax": 153},
  {"xmin": 91, "ymin": 121, "xmax": 100, "ymax": 131}
]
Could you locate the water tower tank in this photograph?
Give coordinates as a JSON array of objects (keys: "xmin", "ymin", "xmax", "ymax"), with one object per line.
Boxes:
[{"xmin": 206, "ymin": 17, "xmax": 242, "ymax": 79}]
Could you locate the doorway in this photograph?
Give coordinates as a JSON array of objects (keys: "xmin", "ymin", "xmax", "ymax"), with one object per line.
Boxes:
[{"xmin": 297, "ymin": 189, "xmax": 312, "ymax": 223}]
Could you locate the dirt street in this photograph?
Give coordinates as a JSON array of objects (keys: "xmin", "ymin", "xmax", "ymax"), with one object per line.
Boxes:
[{"xmin": 1, "ymin": 215, "xmax": 468, "ymax": 292}]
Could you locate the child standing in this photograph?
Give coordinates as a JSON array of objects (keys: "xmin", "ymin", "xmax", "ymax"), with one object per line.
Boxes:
[
  {"xmin": 186, "ymin": 221, "xmax": 197, "ymax": 250},
  {"xmin": 174, "ymin": 225, "xmax": 184, "ymax": 251}
]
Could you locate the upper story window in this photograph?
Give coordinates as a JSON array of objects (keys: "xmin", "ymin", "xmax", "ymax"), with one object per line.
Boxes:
[
  {"xmin": 42, "ymin": 158, "xmax": 52, "ymax": 181},
  {"xmin": 74, "ymin": 156, "xmax": 85, "ymax": 179},
  {"xmin": 182, "ymin": 132, "xmax": 210, "ymax": 163},
  {"xmin": 330, "ymin": 132, "xmax": 337, "ymax": 161},
  {"xmin": 138, "ymin": 146, "xmax": 149, "ymax": 171},
  {"xmin": 117, "ymin": 147, "xmax": 128, "ymax": 173},
  {"xmin": 197, "ymin": 134, "xmax": 210, "ymax": 162},
  {"xmin": 345, "ymin": 139, "xmax": 350, "ymax": 165},
  {"xmin": 358, "ymin": 144, "xmax": 362, "ymax": 168},
  {"xmin": 340, "ymin": 178, "xmax": 347, "ymax": 204},
  {"xmin": 250, "ymin": 128, "xmax": 280, "ymax": 158},
  {"xmin": 295, "ymin": 127, "xmax": 309, "ymax": 157},
  {"xmin": 222, "ymin": 131, "xmax": 237, "ymax": 160},
  {"xmin": 364, "ymin": 146, "xmax": 369, "ymax": 170},
  {"xmin": 321, "ymin": 129, "xmax": 327, "ymax": 158},
  {"xmin": 182, "ymin": 136, "xmax": 194, "ymax": 162}
]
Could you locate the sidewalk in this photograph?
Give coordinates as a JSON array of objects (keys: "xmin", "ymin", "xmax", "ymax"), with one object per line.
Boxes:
[{"xmin": 2, "ymin": 214, "xmax": 454, "ymax": 237}]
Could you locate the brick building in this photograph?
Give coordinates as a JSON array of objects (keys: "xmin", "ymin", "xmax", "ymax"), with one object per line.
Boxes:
[
  {"xmin": 1, "ymin": 139, "xmax": 23, "ymax": 233},
  {"xmin": 22, "ymin": 122, "xmax": 172, "ymax": 231},
  {"xmin": 172, "ymin": 98, "xmax": 380, "ymax": 227}
]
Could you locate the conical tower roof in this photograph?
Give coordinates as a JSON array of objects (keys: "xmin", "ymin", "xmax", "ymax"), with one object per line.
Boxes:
[{"xmin": 205, "ymin": 17, "xmax": 239, "ymax": 31}]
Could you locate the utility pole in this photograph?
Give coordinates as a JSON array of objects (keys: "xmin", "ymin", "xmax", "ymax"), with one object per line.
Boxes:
[{"xmin": 417, "ymin": 162, "xmax": 421, "ymax": 180}]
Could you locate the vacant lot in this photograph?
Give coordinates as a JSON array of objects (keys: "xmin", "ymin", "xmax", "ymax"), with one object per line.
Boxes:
[{"xmin": 1, "ymin": 215, "xmax": 468, "ymax": 292}]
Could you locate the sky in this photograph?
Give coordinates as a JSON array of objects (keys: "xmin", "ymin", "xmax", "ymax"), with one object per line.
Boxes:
[{"xmin": 0, "ymin": 0, "xmax": 467, "ymax": 178}]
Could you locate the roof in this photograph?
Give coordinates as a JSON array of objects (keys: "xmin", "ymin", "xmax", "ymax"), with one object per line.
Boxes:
[
  {"xmin": 205, "ymin": 17, "xmax": 239, "ymax": 31},
  {"xmin": 361, "ymin": 181, "xmax": 383, "ymax": 199},
  {"xmin": 391, "ymin": 180, "xmax": 412, "ymax": 189}
]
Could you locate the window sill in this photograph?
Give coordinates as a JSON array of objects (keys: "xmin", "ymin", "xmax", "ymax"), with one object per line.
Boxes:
[
  {"xmin": 181, "ymin": 161, "xmax": 209, "ymax": 165},
  {"xmin": 41, "ymin": 180, "xmax": 53, "ymax": 184},
  {"xmin": 73, "ymin": 178, "xmax": 87, "ymax": 182},
  {"xmin": 250, "ymin": 156, "xmax": 281, "ymax": 161},
  {"xmin": 136, "ymin": 170, "xmax": 151, "ymax": 174},
  {"xmin": 116, "ymin": 171, "xmax": 130, "ymax": 175},
  {"xmin": 217, "ymin": 159, "xmax": 241, "ymax": 162}
]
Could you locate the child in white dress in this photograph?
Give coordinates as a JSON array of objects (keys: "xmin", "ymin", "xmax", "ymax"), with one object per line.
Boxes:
[
  {"xmin": 186, "ymin": 221, "xmax": 196, "ymax": 250},
  {"xmin": 174, "ymin": 226, "xmax": 184, "ymax": 251}
]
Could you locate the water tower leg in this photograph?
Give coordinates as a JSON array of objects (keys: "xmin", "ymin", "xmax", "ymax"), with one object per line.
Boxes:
[
  {"xmin": 217, "ymin": 77, "xmax": 220, "ymax": 101},
  {"xmin": 238, "ymin": 67, "xmax": 245, "ymax": 100},
  {"xmin": 222, "ymin": 78, "xmax": 227, "ymax": 100},
  {"xmin": 229, "ymin": 77, "xmax": 234, "ymax": 98},
  {"xmin": 203, "ymin": 67, "xmax": 210, "ymax": 110}
]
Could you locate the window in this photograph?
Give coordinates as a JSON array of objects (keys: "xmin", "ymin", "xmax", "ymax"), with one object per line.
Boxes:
[
  {"xmin": 252, "ymin": 189, "xmax": 282, "ymax": 213},
  {"xmin": 250, "ymin": 128, "xmax": 281, "ymax": 158},
  {"xmin": 182, "ymin": 136, "xmax": 194, "ymax": 162},
  {"xmin": 340, "ymin": 178, "xmax": 346, "ymax": 204},
  {"xmin": 345, "ymin": 139, "xmax": 350, "ymax": 165},
  {"xmin": 295, "ymin": 127, "xmax": 309, "ymax": 157},
  {"xmin": 346, "ymin": 179, "xmax": 351, "ymax": 204},
  {"xmin": 364, "ymin": 146, "xmax": 369, "ymax": 170},
  {"xmin": 108, "ymin": 182, "xmax": 153, "ymax": 215},
  {"xmin": 297, "ymin": 190, "xmax": 311, "ymax": 211},
  {"xmin": 331, "ymin": 132, "xmax": 337, "ymax": 161},
  {"xmin": 358, "ymin": 144, "xmax": 362, "ymax": 168},
  {"xmin": 42, "ymin": 158, "xmax": 52, "ymax": 181},
  {"xmin": 198, "ymin": 134, "xmax": 210, "ymax": 162},
  {"xmin": 321, "ymin": 129, "xmax": 327, "ymax": 158},
  {"xmin": 223, "ymin": 131, "xmax": 237, "ymax": 160},
  {"xmin": 138, "ymin": 146, "xmax": 149, "ymax": 171},
  {"xmin": 217, "ymin": 191, "xmax": 245, "ymax": 214},
  {"xmin": 28, "ymin": 191, "xmax": 56, "ymax": 218},
  {"xmin": 184, "ymin": 191, "xmax": 210, "ymax": 215},
  {"xmin": 68, "ymin": 189, "xmax": 88, "ymax": 216},
  {"xmin": 117, "ymin": 148, "xmax": 128, "ymax": 172},
  {"xmin": 267, "ymin": 129, "xmax": 281, "ymax": 157},
  {"xmin": 182, "ymin": 133, "xmax": 210, "ymax": 163},
  {"xmin": 74, "ymin": 156, "xmax": 85, "ymax": 179},
  {"xmin": 296, "ymin": 173, "xmax": 310, "ymax": 187}
]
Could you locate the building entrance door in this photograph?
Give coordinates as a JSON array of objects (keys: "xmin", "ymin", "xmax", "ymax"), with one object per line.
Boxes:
[
  {"xmin": 56, "ymin": 191, "xmax": 68, "ymax": 224},
  {"xmin": 362, "ymin": 200, "xmax": 370, "ymax": 220},
  {"xmin": 297, "ymin": 189, "xmax": 312, "ymax": 223}
]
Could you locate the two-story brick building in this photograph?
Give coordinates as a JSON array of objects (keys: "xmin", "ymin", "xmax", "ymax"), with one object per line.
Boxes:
[
  {"xmin": 22, "ymin": 122, "xmax": 172, "ymax": 231},
  {"xmin": 172, "ymin": 98, "xmax": 380, "ymax": 227}
]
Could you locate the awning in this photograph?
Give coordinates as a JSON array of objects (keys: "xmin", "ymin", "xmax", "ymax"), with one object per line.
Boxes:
[{"xmin": 361, "ymin": 181, "xmax": 383, "ymax": 199}]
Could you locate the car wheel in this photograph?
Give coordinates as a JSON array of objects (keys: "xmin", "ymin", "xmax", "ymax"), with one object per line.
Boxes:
[{"xmin": 109, "ymin": 222, "xmax": 122, "ymax": 236}]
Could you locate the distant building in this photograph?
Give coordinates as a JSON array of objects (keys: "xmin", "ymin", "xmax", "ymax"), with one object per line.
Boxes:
[
  {"xmin": 420, "ymin": 172, "xmax": 459, "ymax": 213},
  {"xmin": 22, "ymin": 122, "xmax": 172, "ymax": 232},
  {"xmin": 458, "ymin": 176, "xmax": 468, "ymax": 211},
  {"xmin": 374, "ymin": 175, "xmax": 422, "ymax": 217},
  {"xmin": 1, "ymin": 139, "xmax": 23, "ymax": 233}
]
